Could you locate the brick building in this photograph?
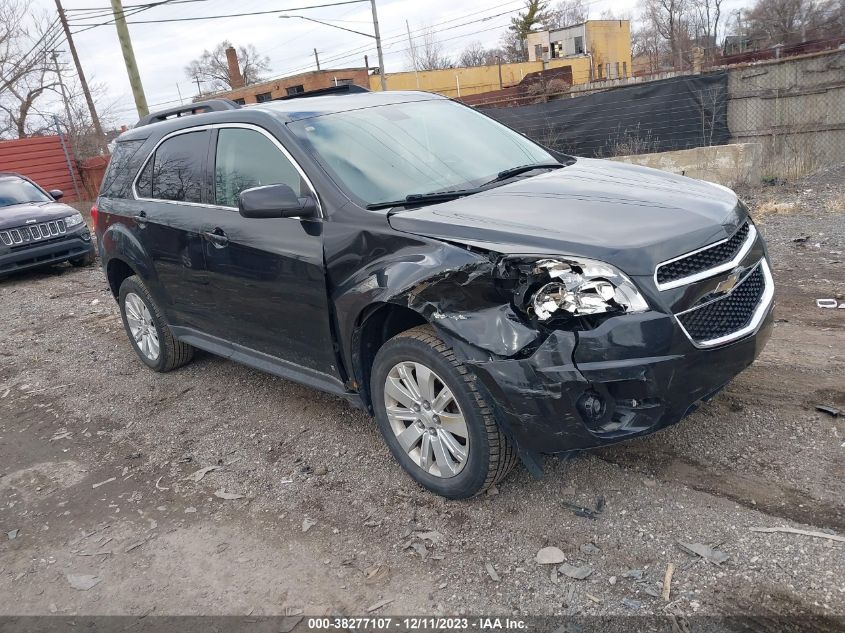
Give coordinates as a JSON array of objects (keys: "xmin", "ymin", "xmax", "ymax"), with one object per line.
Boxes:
[{"xmin": 199, "ymin": 46, "xmax": 370, "ymax": 104}]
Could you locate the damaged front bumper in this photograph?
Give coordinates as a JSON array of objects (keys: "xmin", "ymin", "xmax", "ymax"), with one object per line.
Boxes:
[{"xmin": 448, "ymin": 302, "xmax": 774, "ymax": 456}]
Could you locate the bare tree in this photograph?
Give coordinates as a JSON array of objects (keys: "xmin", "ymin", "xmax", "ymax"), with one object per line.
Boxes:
[
  {"xmin": 744, "ymin": 0, "xmax": 841, "ymax": 46},
  {"xmin": 406, "ymin": 28, "xmax": 452, "ymax": 71},
  {"xmin": 458, "ymin": 41, "xmax": 504, "ymax": 67},
  {"xmin": 546, "ymin": 0, "xmax": 588, "ymax": 28},
  {"xmin": 51, "ymin": 75, "xmax": 119, "ymax": 160},
  {"xmin": 0, "ymin": 1, "xmax": 59, "ymax": 138},
  {"xmin": 631, "ymin": 22, "xmax": 664, "ymax": 73},
  {"xmin": 598, "ymin": 8, "xmax": 633, "ymax": 20},
  {"xmin": 689, "ymin": 0, "xmax": 723, "ymax": 63},
  {"xmin": 640, "ymin": 0, "xmax": 688, "ymax": 70},
  {"xmin": 184, "ymin": 41, "xmax": 270, "ymax": 92}
]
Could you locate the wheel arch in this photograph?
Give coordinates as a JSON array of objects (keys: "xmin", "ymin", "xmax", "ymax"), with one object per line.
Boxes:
[
  {"xmin": 351, "ymin": 302, "xmax": 427, "ymax": 412},
  {"xmin": 105, "ymin": 257, "xmax": 137, "ymax": 299},
  {"xmin": 100, "ymin": 223, "xmax": 158, "ymax": 300}
]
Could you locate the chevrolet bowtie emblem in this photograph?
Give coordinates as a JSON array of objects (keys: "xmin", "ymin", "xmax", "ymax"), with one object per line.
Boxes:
[{"xmin": 714, "ymin": 270, "xmax": 742, "ymax": 294}]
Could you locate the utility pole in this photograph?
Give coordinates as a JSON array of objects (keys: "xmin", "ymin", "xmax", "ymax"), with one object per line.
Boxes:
[
  {"xmin": 193, "ymin": 75, "xmax": 203, "ymax": 96},
  {"xmin": 50, "ymin": 50, "xmax": 75, "ymax": 136},
  {"xmin": 406, "ymin": 20, "xmax": 420, "ymax": 89},
  {"xmin": 110, "ymin": 0, "xmax": 149, "ymax": 117},
  {"xmin": 54, "ymin": 0, "xmax": 108, "ymax": 154},
  {"xmin": 314, "ymin": 48, "xmax": 321, "ymax": 70},
  {"xmin": 496, "ymin": 55, "xmax": 503, "ymax": 89},
  {"xmin": 53, "ymin": 116, "xmax": 82, "ymax": 201},
  {"xmin": 370, "ymin": 0, "xmax": 387, "ymax": 91}
]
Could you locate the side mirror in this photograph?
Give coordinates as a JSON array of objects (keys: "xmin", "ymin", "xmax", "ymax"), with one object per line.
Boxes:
[
  {"xmin": 49, "ymin": 189, "xmax": 64, "ymax": 200},
  {"xmin": 238, "ymin": 184, "xmax": 317, "ymax": 219}
]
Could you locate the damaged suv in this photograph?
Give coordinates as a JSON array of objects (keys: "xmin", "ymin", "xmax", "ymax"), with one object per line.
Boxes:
[{"xmin": 95, "ymin": 90, "xmax": 774, "ymax": 498}]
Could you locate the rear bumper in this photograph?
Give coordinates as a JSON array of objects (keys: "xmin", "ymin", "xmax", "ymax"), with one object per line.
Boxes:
[
  {"xmin": 462, "ymin": 300, "xmax": 774, "ymax": 455},
  {"xmin": 0, "ymin": 227, "xmax": 93, "ymax": 276}
]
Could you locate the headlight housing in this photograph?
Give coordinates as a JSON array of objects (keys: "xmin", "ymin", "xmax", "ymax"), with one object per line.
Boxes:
[
  {"xmin": 64, "ymin": 213, "xmax": 85, "ymax": 228},
  {"xmin": 497, "ymin": 256, "xmax": 649, "ymax": 322}
]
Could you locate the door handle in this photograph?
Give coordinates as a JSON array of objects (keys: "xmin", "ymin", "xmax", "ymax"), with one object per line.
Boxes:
[{"xmin": 202, "ymin": 228, "xmax": 229, "ymax": 248}]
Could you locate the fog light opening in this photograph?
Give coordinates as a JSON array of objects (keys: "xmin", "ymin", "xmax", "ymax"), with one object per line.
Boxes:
[{"xmin": 577, "ymin": 390, "xmax": 607, "ymax": 424}]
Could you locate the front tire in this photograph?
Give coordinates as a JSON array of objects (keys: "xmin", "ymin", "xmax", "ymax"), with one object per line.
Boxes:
[
  {"xmin": 118, "ymin": 275, "xmax": 193, "ymax": 372},
  {"xmin": 371, "ymin": 325, "xmax": 517, "ymax": 499}
]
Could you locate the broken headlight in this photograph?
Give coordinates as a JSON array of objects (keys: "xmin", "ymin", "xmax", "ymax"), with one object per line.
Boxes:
[{"xmin": 501, "ymin": 257, "xmax": 649, "ymax": 322}]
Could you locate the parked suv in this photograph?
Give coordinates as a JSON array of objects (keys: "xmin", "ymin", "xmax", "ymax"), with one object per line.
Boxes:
[
  {"xmin": 0, "ymin": 173, "xmax": 94, "ymax": 276},
  {"xmin": 95, "ymin": 90, "xmax": 774, "ymax": 498}
]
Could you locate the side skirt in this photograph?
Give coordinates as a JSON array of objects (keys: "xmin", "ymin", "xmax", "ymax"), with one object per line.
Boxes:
[{"xmin": 171, "ymin": 326, "xmax": 363, "ymax": 407}]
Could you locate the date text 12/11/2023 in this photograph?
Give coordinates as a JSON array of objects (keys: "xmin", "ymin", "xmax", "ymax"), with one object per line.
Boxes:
[{"xmin": 306, "ymin": 617, "xmax": 528, "ymax": 630}]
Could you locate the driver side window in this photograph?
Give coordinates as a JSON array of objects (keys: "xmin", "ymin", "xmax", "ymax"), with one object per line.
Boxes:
[{"xmin": 214, "ymin": 127, "xmax": 305, "ymax": 208}]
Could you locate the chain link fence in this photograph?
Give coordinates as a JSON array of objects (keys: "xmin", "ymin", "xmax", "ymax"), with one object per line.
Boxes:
[{"xmin": 471, "ymin": 49, "xmax": 845, "ymax": 182}]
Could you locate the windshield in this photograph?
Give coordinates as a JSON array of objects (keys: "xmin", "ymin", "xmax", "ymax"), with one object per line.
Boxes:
[
  {"xmin": 288, "ymin": 99, "xmax": 556, "ymax": 207},
  {"xmin": 0, "ymin": 177, "xmax": 52, "ymax": 208}
]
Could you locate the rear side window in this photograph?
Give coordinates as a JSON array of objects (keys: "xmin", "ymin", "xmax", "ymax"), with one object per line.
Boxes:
[
  {"xmin": 213, "ymin": 128, "xmax": 304, "ymax": 208},
  {"xmin": 101, "ymin": 140, "xmax": 145, "ymax": 199},
  {"xmin": 136, "ymin": 130, "xmax": 209, "ymax": 203}
]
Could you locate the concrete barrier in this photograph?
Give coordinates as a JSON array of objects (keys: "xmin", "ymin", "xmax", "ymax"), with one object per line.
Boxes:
[{"xmin": 610, "ymin": 142, "xmax": 762, "ymax": 187}]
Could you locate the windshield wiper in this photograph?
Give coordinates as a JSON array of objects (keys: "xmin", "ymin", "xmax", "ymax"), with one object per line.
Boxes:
[
  {"xmin": 483, "ymin": 162, "xmax": 564, "ymax": 186},
  {"xmin": 366, "ymin": 189, "xmax": 478, "ymax": 211}
]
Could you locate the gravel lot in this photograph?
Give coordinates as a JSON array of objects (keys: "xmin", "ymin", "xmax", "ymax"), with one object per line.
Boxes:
[{"xmin": 1, "ymin": 169, "xmax": 843, "ymax": 624}]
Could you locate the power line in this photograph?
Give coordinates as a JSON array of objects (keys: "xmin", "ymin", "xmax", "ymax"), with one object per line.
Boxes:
[{"xmin": 69, "ymin": 0, "xmax": 370, "ymax": 28}]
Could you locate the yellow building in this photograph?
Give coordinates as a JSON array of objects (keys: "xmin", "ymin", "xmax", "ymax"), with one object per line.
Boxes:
[
  {"xmin": 369, "ymin": 58, "xmax": 593, "ymax": 98},
  {"xmin": 527, "ymin": 20, "xmax": 632, "ymax": 81}
]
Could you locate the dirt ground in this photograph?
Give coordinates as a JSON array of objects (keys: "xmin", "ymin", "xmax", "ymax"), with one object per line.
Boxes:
[{"xmin": 1, "ymin": 168, "xmax": 844, "ymax": 624}]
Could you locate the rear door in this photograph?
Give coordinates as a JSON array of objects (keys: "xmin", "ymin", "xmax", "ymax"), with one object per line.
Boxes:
[
  {"xmin": 198, "ymin": 124, "xmax": 338, "ymax": 378},
  {"xmin": 132, "ymin": 129, "xmax": 216, "ymax": 328}
]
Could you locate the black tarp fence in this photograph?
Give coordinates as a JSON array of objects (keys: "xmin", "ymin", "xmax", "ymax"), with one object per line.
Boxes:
[{"xmin": 480, "ymin": 71, "xmax": 730, "ymax": 158}]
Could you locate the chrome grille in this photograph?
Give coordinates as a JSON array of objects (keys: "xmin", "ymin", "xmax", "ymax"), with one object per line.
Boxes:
[
  {"xmin": 655, "ymin": 221, "xmax": 756, "ymax": 290},
  {"xmin": 675, "ymin": 260, "xmax": 774, "ymax": 348},
  {"xmin": 0, "ymin": 219, "xmax": 67, "ymax": 247}
]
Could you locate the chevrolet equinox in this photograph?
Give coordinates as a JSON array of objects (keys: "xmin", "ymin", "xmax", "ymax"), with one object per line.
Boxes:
[{"xmin": 95, "ymin": 89, "xmax": 774, "ymax": 498}]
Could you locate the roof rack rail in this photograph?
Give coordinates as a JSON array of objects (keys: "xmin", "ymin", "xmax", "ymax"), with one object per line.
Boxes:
[
  {"xmin": 275, "ymin": 84, "xmax": 369, "ymax": 101},
  {"xmin": 135, "ymin": 99, "xmax": 241, "ymax": 128}
]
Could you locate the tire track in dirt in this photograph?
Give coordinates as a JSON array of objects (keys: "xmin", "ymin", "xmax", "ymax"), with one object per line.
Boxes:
[{"xmin": 597, "ymin": 446, "xmax": 845, "ymax": 531}]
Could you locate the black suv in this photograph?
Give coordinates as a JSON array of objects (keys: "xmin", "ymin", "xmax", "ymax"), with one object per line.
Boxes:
[
  {"xmin": 0, "ymin": 173, "xmax": 95, "ymax": 276},
  {"xmin": 95, "ymin": 90, "xmax": 774, "ymax": 498}
]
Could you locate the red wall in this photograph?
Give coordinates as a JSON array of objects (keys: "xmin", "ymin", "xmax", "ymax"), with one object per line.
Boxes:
[{"xmin": 0, "ymin": 135, "xmax": 83, "ymax": 202}]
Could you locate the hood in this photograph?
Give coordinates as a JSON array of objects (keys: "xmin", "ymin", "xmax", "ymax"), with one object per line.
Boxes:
[
  {"xmin": 0, "ymin": 201, "xmax": 79, "ymax": 229},
  {"xmin": 388, "ymin": 158, "xmax": 745, "ymax": 276}
]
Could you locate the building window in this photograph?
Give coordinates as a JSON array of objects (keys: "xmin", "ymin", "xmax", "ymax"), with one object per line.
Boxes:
[
  {"xmin": 574, "ymin": 36, "xmax": 584, "ymax": 54},
  {"xmin": 335, "ymin": 78, "xmax": 353, "ymax": 86},
  {"xmin": 286, "ymin": 84, "xmax": 305, "ymax": 96},
  {"xmin": 233, "ymin": 98, "xmax": 246, "ymax": 105},
  {"xmin": 255, "ymin": 92, "xmax": 272, "ymax": 102},
  {"xmin": 534, "ymin": 44, "xmax": 542, "ymax": 60},
  {"xmin": 597, "ymin": 63, "xmax": 603, "ymax": 79},
  {"xmin": 623, "ymin": 61, "xmax": 628, "ymax": 77}
]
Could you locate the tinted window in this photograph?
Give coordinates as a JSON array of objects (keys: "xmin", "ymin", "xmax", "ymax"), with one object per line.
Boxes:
[
  {"xmin": 136, "ymin": 130, "xmax": 209, "ymax": 203},
  {"xmin": 0, "ymin": 177, "xmax": 52, "ymax": 208},
  {"xmin": 214, "ymin": 128, "xmax": 303, "ymax": 208},
  {"xmin": 101, "ymin": 140, "xmax": 145, "ymax": 198}
]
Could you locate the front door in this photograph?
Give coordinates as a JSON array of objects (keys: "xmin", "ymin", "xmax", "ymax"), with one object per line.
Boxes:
[{"xmin": 200, "ymin": 125, "xmax": 339, "ymax": 378}]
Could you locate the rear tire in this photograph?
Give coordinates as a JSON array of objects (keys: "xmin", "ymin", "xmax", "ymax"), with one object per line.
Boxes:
[
  {"xmin": 371, "ymin": 325, "xmax": 517, "ymax": 498},
  {"xmin": 118, "ymin": 275, "xmax": 193, "ymax": 372},
  {"xmin": 70, "ymin": 247, "xmax": 96, "ymax": 267}
]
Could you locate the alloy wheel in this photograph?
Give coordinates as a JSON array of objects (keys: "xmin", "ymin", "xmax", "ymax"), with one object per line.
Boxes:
[
  {"xmin": 124, "ymin": 292, "xmax": 160, "ymax": 361},
  {"xmin": 383, "ymin": 361, "xmax": 469, "ymax": 478}
]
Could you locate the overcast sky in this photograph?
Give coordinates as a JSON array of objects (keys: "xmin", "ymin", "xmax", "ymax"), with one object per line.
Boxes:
[{"xmin": 29, "ymin": 0, "xmax": 742, "ymax": 128}]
